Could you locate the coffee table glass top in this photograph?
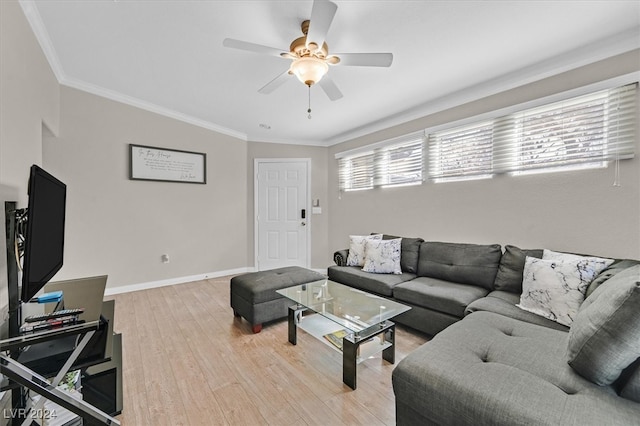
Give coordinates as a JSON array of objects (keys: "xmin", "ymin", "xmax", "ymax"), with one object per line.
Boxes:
[{"xmin": 277, "ymin": 279, "xmax": 410, "ymax": 334}]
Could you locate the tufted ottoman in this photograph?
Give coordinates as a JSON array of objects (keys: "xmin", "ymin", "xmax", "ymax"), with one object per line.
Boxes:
[{"xmin": 230, "ymin": 266, "xmax": 325, "ymax": 333}]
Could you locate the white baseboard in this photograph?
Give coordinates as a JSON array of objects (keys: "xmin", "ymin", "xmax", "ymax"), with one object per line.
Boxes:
[
  {"xmin": 103, "ymin": 266, "xmax": 328, "ymax": 296},
  {"xmin": 103, "ymin": 267, "xmax": 253, "ymax": 296}
]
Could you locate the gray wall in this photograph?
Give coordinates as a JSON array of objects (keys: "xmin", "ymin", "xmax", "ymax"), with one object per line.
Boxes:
[
  {"xmin": 0, "ymin": 1, "xmax": 59, "ymax": 319},
  {"xmin": 44, "ymin": 87, "xmax": 248, "ymax": 288},
  {"xmin": 0, "ymin": 0, "xmax": 59, "ymax": 202},
  {"xmin": 328, "ymin": 50, "xmax": 640, "ymax": 260}
]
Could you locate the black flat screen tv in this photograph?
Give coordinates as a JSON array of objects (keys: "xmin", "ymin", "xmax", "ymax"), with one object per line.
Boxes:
[{"xmin": 21, "ymin": 165, "xmax": 66, "ymax": 302}]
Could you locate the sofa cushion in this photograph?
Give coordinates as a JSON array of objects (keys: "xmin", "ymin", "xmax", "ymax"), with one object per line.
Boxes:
[
  {"xmin": 381, "ymin": 234, "xmax": 424, "ymax": 273},
  {"xmin": 327, "ymin": 265, "xmax": 415, "ymax": 297},
  {"xmin": 392, "ymin": 311, "xmax": 640, "ymax": 426},
  {"xmin": 345, "ymin": 234, "xmax": 382, "ymax": 266},
  {"xmin": 393, "ymin": 277, "xmax": 489, "ymax": 318},
  {"xmin": 517, "ymin": 255, "xmax": 612, "ymax": 327},
  {"xmin": 586, "ymin": 259, "xmax": 640, "ymax": 298},
  {"xmin": 493, "ymin": 245, "xmax": 543, "ymax": 293},
  {"xmin": 465, "ymin": 291, "xmax": 569, "ymax": 331},
  {"xmin": 417, "ymin": 242, "xmax": 502, "ymax": 290},
  {"xmin": 566, "ymin": 265, "xmax": 640, "ymax": 385},
  {"xmin": 362, "ymin": 238, "xmax": 402, "ymax": 274}
]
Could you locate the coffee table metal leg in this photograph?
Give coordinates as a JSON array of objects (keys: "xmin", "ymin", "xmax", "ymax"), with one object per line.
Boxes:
[
  {"xmin": 343, "ymin": 334, "xmax": 357, "ymax": 390},
  {"xmin": 288, "ymin": 305, "xmax": 298, "ymax": 345},
  {"xmin": 382, "ymin": 323, "xmax": 396, "ymax": 364}
]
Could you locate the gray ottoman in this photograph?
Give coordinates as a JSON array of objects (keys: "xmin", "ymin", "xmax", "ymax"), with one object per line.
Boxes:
[{"xmin": 230, "ymin": 266, "xmax": 325, "ymax": 333}]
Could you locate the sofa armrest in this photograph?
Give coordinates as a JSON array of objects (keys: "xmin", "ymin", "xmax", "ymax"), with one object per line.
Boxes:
[{"xmin": 334, "ymin": 249, "xmax": 349, "ymax": 266}]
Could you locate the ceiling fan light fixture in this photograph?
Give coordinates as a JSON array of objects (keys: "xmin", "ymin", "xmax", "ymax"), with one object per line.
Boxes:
[{"xmin": 289, "ymin": 56, "xmax": 329, "ymax": 86}]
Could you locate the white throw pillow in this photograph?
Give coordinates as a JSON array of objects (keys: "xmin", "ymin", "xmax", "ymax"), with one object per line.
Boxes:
[
  {"xmin": 542, "ymin": 249, "xmax": 614, "ymax": 273},
  {"xmin": 517, "ymin": 253, "xmax": 614, "ymax": 326},
  {"xmin": 362, "ymin": 238, "xmax": 402, "ymax": 274},
  {"xmin": 346, "ymin": 234, "xmax": 383, "ymax": 267}
]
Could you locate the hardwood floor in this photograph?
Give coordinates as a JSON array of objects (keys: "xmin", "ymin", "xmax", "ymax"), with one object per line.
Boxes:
[{"xmin": 106, "ymin": 276, "xmax": 429, "ymax": 425}]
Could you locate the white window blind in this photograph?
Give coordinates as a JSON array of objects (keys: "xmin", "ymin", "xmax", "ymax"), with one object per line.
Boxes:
[
  {"xmin": 494, "ymin": 83, "xmax": 637, "ymax": 173},
  {"xmin": 338, "ymin": 133, "xmax": 424, "ymax": 191},
  {"xmin": 427, "ymin": 121, "xmax": 494, "ymax": 181},
  {"xmin": 338, "ymin": 152, "xmax": 375, "ymax": 191},
  {"xmin": 338, "ymin": 81, "xmax": 636, "ymax": 190},
  {"xmin": 374, "ymin": 135, "xmax": 424, "ymax": 187}
]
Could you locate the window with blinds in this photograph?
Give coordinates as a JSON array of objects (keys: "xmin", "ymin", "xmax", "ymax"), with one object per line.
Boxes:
[
  {"xmin": 337, "ymin": 82, "xmax": 636, "ymax": 190},
  {"xmin": 338, "ymin": 152, "xmax": 375, "ymax": 191},
  {"xmin": 374, "ymin": 137, "xmax": 424, "ymax": 187},
  {"xmin": 427, "ymin": 121, "xmax": 494, "ymax": 181},
  {"xmin": 495, "ymin": 83, "xmax": 637, "ymax": 174},
  {"xmin": 428, "ymin": 82, "xmax": 637, "ymax": 180},
  {"xmin": 338, "ymin": 134, "xmax": 424, "ymax": 191}
]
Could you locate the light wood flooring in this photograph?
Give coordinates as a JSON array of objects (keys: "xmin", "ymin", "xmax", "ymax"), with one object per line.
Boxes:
[{"xmin": 106, "ymin": 276, "xmax": 429, "ymax": 426}]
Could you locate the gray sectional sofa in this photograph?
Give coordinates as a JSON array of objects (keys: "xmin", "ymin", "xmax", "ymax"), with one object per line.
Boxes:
[
  {"xmin": 328, "ymin": 234, "xmax": 640, "ymax": 425},
  {"xmin": 330, "ymin": 236, "xmax": 563, "ymax": 336}
]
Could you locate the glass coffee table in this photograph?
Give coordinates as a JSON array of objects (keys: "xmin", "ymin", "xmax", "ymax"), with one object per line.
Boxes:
[{"xmin": 277, "ymin": 279, "xmax": 411, "ymax": 390}]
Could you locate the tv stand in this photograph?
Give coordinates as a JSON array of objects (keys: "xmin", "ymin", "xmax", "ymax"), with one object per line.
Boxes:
[
  {"xmin": 2, "ymin": 201, "xmax": 122, "ymax": 425},
  {"xmin": 0, "ymin": 321, "xmax": 119, "ymax": 425}
]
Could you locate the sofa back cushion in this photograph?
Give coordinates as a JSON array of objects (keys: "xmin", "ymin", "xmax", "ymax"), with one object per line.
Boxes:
[
  {"xmin": 566, "ymin": 265, "xmax": 640, "ymax": 386},
  {"xmin": 417, "ymin": 242, "xmax": 502, "ymax": 290},
  {"xmin": 493, "ymin": 245, "xmax": 543, "ymax": 293},
  {"xmin": 586, "ymin": 259, "xmax": 640, "ymax": 298},
  {"xmin": 381, "ymin": 234, "xmax": 424, "ymax": 273}
]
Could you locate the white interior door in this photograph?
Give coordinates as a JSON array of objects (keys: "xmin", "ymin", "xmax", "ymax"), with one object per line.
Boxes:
[{"xmin": 255, "ymin": 159, "xmax": 310, "ymax": 271}]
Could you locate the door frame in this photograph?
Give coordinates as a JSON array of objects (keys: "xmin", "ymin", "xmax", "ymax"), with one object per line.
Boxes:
[{"xmin": 254, "ymin": 158, "xmax": 312, "ymax": 270}]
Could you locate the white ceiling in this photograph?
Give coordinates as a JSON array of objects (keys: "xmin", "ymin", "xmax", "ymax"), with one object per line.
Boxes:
[{"xmin": 21, "ymin": 0, "xmax": 640, "ymax": 146}]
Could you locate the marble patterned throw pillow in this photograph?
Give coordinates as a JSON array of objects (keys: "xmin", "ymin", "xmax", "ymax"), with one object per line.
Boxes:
[
  {"xmin": 362, "ymin": 238, "xmax": 402, "ymax": 274},
  {"xmin": 346, "ymin": 234, "xmax": 383, "ymax": 267},
  {"xmin": 542, "ymin": 249, "xmax": 614, "ymax": 273},
  {"xmin": 517, "ymin": 252, "xmax": 614, "ymax": 327}
]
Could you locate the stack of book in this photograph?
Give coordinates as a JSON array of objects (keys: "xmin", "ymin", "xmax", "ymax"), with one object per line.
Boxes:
[{"xmin": 323, "ymin": 329, "xmax": 348, "ymax": 350}]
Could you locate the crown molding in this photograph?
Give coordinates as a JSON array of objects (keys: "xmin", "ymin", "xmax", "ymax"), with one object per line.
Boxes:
[
  {"xmin": 246, "ymin": 136, "xmax": 327, "ymax": 147},
  {"xmin": 60, "ymin": 77, "xmax": 248, "ymax": 141},
  {"xmin": 20, "ymin": 0, "xmax": 248, "ymax": 141},
  {"xmin": 20, "ymin": 0, "xmax": 65, "ymax": 81}
]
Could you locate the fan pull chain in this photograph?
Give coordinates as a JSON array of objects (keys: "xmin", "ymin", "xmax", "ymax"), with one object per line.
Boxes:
[{"xmin": 307, "ymin": 86, "xmax": 312, "ymax": 119}]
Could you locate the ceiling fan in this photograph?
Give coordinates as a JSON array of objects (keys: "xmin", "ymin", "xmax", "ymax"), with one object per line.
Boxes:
[{"xmin": 222, "ymin": 0, "xmax": 393, "ymax": 103}]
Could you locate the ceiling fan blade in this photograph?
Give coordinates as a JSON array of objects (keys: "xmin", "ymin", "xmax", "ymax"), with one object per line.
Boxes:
[
  {"xmin": 223, "ymin": 38, "xmax": 287, "ymax": 58},
  {"xmin": 333, "ymin": 53, "xmax": 394, "ymax": 67},
  {"xmin": 258, "ymin": 70, "xmax": 291, "ymax": 94},
  {"xmin": 306, "ymin": 0, "xmax": 338, "ymax": 50},
  {"xmin": 318, "ymin": 75, "xmax": 343, "ymax": 101}
]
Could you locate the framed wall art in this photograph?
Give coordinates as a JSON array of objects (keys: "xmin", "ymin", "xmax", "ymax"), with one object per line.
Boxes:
[{"xmin": 129, "ymin": 144, "xmax": 206, "ymax": 184}]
